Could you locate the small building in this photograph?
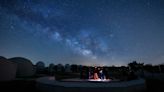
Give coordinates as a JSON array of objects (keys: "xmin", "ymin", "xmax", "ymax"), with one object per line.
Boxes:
[
  {"xmin": 0, "ymin": 56, "xmax": 17, "ymax": 81},
  {"xmin": 48, "ymin": 63, "xmax": 55, "ymax": 75},
  {"xmin": 8, "ymin": 57, "xmax": 35, "ymax": 77},
  {"xmin": 36, "ymin": 61, "xmax": 45, "ymax": 74},
  {"xmin": 65, "ymin": 64, "xmax": 71, "ymax": 73},
  {"xmin": 57, "ymin": 64, "xmax": 64, "ymax": 72}
]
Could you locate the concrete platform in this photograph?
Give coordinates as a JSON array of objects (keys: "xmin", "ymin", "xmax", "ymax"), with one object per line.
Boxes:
[{"xmin": 36, "ymin": 77, "xmax": 146, "ymax": 92}]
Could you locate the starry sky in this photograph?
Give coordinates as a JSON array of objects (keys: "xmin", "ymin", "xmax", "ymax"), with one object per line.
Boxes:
[{"xmin": 0, "ymin": 0, "xmax": 164, "ymax": 66}]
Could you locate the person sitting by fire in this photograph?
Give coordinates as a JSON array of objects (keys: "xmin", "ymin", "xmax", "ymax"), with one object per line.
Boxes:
[
  {"xmin": 99, "ymin": 68, "xmax": 105, "ymax": 79},
  {"xmin": 88, "ymin": 68, "xmax": 93, "ymax": 79},
  {"xmin": 93, "ymin": 67, "xmax": 99, "ymax": 79}
]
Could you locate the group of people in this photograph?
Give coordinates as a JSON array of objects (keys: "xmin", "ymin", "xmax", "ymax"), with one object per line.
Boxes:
[
  {"xmin": 89, "ymin": 67, "xmax": 107, "ymax": 80},
  {"xmin": 80, "ymin": 66, "xmax": 109, "ymax": 80}
]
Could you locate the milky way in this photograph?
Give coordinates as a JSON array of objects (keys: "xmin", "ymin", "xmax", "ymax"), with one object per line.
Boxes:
[{"xmin": 0, "ymin": 0, "xmax": 164, "ymax": 66}]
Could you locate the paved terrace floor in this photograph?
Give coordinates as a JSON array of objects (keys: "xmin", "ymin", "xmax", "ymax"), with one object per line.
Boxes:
[{"xmin": 36, "ymin": 77, "xmax": 146, "ymax": 92}]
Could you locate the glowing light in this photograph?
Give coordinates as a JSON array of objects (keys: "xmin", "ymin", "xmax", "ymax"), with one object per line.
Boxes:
[{"xmin": 88, "ymin": 79, "xmax": 111, "ymax": 82}]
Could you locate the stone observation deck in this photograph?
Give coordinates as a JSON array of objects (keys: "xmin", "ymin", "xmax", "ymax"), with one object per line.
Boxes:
[{"xmin": 36, "ymin": 77, "xmax": 146, "ymax": 92}]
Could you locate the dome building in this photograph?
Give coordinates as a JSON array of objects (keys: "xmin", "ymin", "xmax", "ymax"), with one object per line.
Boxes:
[
  {"xmin": 8, "ymin": 57, "xmax": 35, "ymax": 77},
  {"xmin": 57, "ymin": 64, "xmax": 64, "ymax": 72},
  {"xmin": 48, "ymin": 63, "xmax": 55, "ymax": 75},
  {"xmin": 0, "ymin": 56, "xmax": 17, "ymax": 81},
  {"xmin": 65, "ymin": 64, "xmax": 71, "ymax": 73},
  {"xmin": 36, "ymin": 61, "xmax": 45, "ymax": 74}
]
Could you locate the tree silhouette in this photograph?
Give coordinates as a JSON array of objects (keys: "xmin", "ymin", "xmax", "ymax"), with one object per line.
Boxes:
[{"xmin": 128, "ymin": 61, "xmax": 144, "ymax": 72}]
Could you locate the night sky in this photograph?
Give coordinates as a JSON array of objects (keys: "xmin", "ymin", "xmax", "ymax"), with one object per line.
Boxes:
[{"xmin": 0, "ymin": 0, "xmax": 164, "ymax": 66}]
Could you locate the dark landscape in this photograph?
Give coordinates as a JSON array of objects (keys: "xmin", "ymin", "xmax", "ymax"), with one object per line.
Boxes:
[{"xmin": 0, "ymin": 0, "xmax": 164, "ymax": 92}]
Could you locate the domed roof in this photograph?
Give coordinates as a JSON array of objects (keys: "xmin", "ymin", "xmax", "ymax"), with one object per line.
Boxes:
[
  {"xmin": 8, "ymin": 57, "xmax": 35, "ymax": 77},
  {"xmin": 9, "ymin": 57, "xmax": 33, "ymax": 64},
  {"xmin": 36, "ymin": 61, "xmax": 45, "ymax": 67},
  {"xmin": 0, "ymin": 57, "xmax": 17, "ymax": 81},
  {"xmin": 0, "ymin": 56, "xmax": 7, "ymax": 61},
  {"xmin": 36, "ymin": 61, "xmax": 45, "ymax": 73},
  {"xmin": 49, "ymin": 63, "xmax": 54, "ymax": 67}
]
